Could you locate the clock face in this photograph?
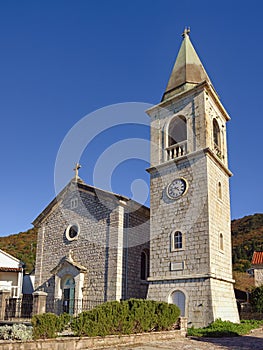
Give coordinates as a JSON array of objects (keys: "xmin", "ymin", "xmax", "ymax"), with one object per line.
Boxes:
[{"xmin": 167, "ymin": 178, "xmax": 188, "ymax": 199}]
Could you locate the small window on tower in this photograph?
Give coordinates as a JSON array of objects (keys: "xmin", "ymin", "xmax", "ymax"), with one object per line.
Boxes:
[
  {"xmin": 171, "ymin": 231, "xmax": 183, "ymax": 251},
  {"xmin": 213, "ymin": 119, "xmax": 221, "ymax": 157},
  {"xmin": 218, "ymin": 182, "xmax": 222, "ymax": 200},
  {"xmin": 219, "ymin": 233, "xmax": 224, "ymax": 251},
  {"xmin": 140, "ymin": 249, "xmax": 150, "ymax": 280}
]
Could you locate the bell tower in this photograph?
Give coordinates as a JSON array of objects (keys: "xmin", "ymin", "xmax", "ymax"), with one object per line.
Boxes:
[{"xmin": 146, "ymin": 29, "xmax": 239, "ymax": 327}]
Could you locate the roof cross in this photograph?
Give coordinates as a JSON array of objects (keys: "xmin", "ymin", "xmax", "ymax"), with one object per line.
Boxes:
[
  {"xmin": 73, "ymin": 163, "xmax": 81, "ymax": 182},
  {"xmin": 182, "ymin": 27, "xmax": 190, "ymax": 38}
]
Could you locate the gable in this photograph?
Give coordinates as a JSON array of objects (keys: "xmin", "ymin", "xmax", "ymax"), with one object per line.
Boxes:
[
  {"xmin": 0, "ymin": 249, "xmax": 22, "ymax": 269},
  {"xmin": 33, "ymin": 178, "xmax": 149, "ymax": 227}
]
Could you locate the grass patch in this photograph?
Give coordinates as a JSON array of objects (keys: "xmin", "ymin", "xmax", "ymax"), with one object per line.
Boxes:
[{"xmin": 187, "ymin": 319, "xmax": 263, "ymax": 338}]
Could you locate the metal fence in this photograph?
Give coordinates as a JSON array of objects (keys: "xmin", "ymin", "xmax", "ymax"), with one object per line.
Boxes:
[
  {"xmin": 4, "ymin": 295, "xmax": 33, "ymax": 321},
  {"xmin": 3, "ymin": 296, "xmax": 106, "ymax": 321},
  {"xmin": 46, "ymin": 298, "xmax": 105, "ymax": 316}
]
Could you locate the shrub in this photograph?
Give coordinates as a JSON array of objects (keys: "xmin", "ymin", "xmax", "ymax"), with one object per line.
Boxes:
[
  {"xmin": 250, "ymin": 286, "xmax": 263, "ymax": 313},
  {"xmin": 0, "ymin": 324, "xmax": 32, "ymax": 341},
  {"xmin": 71, "ymin": 299, "xmax": 180, "ymax": 337},
  {"xmin": 11, "ymin": 324, "xmax": 33, "ymax": 341},
  {"xmin": 187, "ymin": 319, "xmax": 263, "ymax": 338},
  {"xmin": 32, "ymin": 312, "xmax": 71, "ymax": 339}
]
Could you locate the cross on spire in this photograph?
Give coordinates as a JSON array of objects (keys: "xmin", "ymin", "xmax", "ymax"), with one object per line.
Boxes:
[
  {"xmin": 182, "ymin": 27, "xmax": 190, "ymax": 38},
  {"xmin": 73, "ymin": 163, "xmax": 81, "ymax": 182}
]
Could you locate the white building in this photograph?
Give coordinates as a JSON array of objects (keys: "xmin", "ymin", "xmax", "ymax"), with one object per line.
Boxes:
[{"xmin": 0, "ymin": 249, "xmax": 24, "ymax": 298}]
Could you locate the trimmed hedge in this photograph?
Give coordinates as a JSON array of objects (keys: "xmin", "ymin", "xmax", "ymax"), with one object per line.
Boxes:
[
  {"xmin": 32, "ymin": 300, "xmax": 180, "ymax": 339},
  {"xmin": 32, "ymin": 312, "xmax": 71, "ymax": 339},
  {"xmin": 71, "ymin": 299, "xmax": 180, "ymax": 337}
]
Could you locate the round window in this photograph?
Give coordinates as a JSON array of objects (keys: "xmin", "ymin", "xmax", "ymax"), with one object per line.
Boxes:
[{"xmin": 65, "ymin": 223, "xmax": 80, "ymax": 241}]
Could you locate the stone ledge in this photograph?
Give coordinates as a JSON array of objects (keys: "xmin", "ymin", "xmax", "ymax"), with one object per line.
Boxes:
[{"xmin": 0, "ymin": 329, "xmax": 186, "ymax": 350}]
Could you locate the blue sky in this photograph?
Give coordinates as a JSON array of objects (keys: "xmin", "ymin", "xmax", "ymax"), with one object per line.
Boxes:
[{"xmin": 0, "ymin": 0, "xmax": 262, "ymax": 236}]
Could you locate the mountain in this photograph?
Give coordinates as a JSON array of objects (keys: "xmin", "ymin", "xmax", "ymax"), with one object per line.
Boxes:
[
  {"xmin": 232, "ymin": 213, "xmax": 263, "ymax": 272},
  {"xmin": 0, "ymin": 228, "xmax": 37, "ymax": 273},
  {"xmin": 0, "ymin": 213, "xmax": 262, "ymax": 280}
]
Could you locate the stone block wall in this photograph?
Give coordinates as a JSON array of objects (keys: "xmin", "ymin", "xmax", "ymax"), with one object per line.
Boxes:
[
  {"xmin": 207, "ymin": 154, "xmax": 233, "ymax": 279},
  {"xmin": 147, "ymin": 277, "xmax": 214, "ymax": 328},
  {"xmin": 149, "ymin": 154, "xmax": 210, "ymax": 280},
  {"xmin": 34, "ymin": 182, "xmax": 150, "ymax": 312},
  {"xmin": 34, "ymin": 187, "xmax": 114, "ymax": 304},
  {"xmin": 124, "ymin": 208, "xmax": 150, "ymax": 299}
]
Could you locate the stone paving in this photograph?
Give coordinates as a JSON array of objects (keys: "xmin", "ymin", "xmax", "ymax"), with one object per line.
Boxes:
[{"xmin": 103, "ymin": 328, "xmax": 263, "ymax": 350}]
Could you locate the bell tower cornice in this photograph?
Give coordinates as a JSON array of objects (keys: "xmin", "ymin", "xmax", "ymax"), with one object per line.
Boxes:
[
  {"xmin": 147, "ymin": 81, "xmax": 230, "ymax": 123},
  {"xmin": 146, "ymin": 147, "xmax": 233, "ymax": 178}
]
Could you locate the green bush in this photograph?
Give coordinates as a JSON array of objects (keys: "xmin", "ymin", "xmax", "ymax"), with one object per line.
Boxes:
[
  {"xmin": 250, "ymin": 286, "xmax": 263, "ymax": 313},
  {"xmin": 32, "ymin": 312, "xmax": 71, "ymax": 339},
  {"xmin": 71, "ymin": 299, "xmax": 180, "ymax": 337},
  {"xmin": 187, "ymin": 319, "xmax": 263, "ymax": 338}
]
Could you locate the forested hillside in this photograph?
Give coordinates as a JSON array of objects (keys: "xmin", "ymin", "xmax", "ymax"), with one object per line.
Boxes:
[
  {"xmin": 232, "ymin": 213, "xmax": 263, "ymax": 272},
  {"xmin": 0, "ymin": 228, "xmax": 37, "ymax": 273},
  {"xmin": 0, "ymin": 213, "xmax": 262, "ymax": 277}
]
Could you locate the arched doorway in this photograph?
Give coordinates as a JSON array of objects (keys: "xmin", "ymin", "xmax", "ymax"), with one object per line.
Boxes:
[
  {"xmin": 63, "ymin": 277, "xmax": 75, "ymax": 315},
  {"xmin": 169, "ymin": 290, "xmax": 186, "ymax": 317}
]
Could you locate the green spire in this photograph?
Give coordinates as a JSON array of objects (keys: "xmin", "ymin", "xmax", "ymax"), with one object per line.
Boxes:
[{"xmin": 162, "ymin": 28, "xmax": 212, "ymax": 101}]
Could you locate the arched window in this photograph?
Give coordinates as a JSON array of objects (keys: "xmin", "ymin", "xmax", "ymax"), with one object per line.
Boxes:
[
  {"xmin": 166, "ymin": 116, "xmax": 187, "ymax": 160},
  {"xmin": 219, "ymin": 233, "xmax": 224, "ymax": 251},
  {"xmin": 169, "ymin": 290, "xmax": 186, "ymax": 316},
  {"xmin": 168, "ymin": 116, "xmax": 187, "ymax": 146},
  {"xmin": 140, "ymin": 250, "xmax": 149, "ymax": 280},
  {"xmin": 213, "ymin": 119, "xmax": 221, "ymax": 150},
  {"xmin": 171, "ymin": 231, "xmax": 183, "ymax": 251},
  {"xmin": 218, "ymin": 182, "xmax": 222, "ymax": 200}
]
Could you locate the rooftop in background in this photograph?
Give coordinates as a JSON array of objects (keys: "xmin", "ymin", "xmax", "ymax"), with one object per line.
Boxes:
[{"xmin": 251, "ymin": 251, "xmax": 263, "ymax": 265}]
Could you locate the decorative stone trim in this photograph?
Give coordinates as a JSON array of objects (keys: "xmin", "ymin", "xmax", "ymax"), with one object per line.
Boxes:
[{"xmin": 65, "ymin": 223, "xmax": 80, "ymax": 241}]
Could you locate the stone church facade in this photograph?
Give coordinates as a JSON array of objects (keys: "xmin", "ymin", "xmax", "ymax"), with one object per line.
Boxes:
[
  {"xmin": 33, "ymin": 30, "xmax": 239, "ymax": 326},
  {"xmin": 33, "ymin": 179, "xmax": 150, "ymax": 314}
]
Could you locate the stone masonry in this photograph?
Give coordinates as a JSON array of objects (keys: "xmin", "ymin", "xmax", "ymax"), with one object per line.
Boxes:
[
  {"xmin": 146, "ymin": 31, "xmax": 239, "ymax": 327},
  {"xmin": 33, "ymin": 180, "xmax": 150, "ymax": 313}
]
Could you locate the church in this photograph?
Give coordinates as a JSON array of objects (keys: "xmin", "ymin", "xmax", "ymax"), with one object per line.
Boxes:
[{"xmin": 33, "ymin": 29, "xmax": 239, "ymax": 327}]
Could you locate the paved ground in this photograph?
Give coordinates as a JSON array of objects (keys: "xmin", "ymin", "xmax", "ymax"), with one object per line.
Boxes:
[{"xmin": 104, "ymin": 328, "xmax": 263, "ymax": 350}]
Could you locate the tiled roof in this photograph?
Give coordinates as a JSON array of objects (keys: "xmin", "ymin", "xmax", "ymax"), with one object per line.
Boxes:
[
  {"xmin": 251, "ymin": 251, "xmax": 263, "ymax": 265},
  {"xmin": 0, "ymin": 267, "xmax": 22, "ymax": 272}
]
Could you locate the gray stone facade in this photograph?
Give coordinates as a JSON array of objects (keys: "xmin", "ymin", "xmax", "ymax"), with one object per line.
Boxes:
[{"xmin": 33, "ymin": 180, "xmax": 150, "ymax": 314}]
